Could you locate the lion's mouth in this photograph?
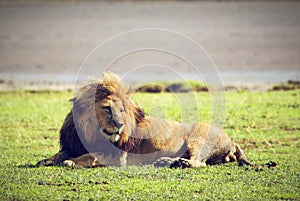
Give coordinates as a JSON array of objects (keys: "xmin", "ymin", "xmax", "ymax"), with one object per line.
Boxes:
[
  {"xmin": 102, "ymin": 129, "xmax": 121, "ymax": 143},
  {"xmin": 103, "ymin": 129, "xmax": 119, "ymax": 136}
]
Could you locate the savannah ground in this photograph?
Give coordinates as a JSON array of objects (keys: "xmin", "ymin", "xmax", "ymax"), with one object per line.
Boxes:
[
  {"xmin": 1, "ymin": 1, "xmax": 299, "ymax": 200},
  {"xmin": 0, "ymin": 90, "xmax": 299, "ymax": 200}
]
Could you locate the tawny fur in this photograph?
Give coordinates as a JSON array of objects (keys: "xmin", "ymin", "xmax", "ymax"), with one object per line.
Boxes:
[{"xmin": 37, "ymin": 72, "xmax": 251, "ymax": 168}]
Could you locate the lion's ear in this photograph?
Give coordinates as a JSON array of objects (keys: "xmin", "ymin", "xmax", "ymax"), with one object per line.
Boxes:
[{"xmin": 134, "ymin": 107, "xmax": 146, "ymax": 123}]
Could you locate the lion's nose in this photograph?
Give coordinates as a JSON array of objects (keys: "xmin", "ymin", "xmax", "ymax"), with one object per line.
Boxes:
[{"xmin": 114, "ymin": 120, "xmax": 124, "ymax": 130}]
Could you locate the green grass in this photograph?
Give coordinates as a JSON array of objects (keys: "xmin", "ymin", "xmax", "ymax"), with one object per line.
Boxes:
[{"xmin": 0, "ymin": 90, "xmax": 299, "ymax": 200}]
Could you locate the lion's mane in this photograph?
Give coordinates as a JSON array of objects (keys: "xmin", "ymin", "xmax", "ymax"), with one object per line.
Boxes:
[{"xmin": 59, "ymin": 72, "xmax": 145, "ymax": 158}]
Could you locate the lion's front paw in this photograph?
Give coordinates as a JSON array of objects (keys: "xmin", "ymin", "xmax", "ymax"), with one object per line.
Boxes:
[
  {"xmin": 36, "ymin": 159, "xmax": 55, "ymax": 167},
  {"xmin": 170, "ymin": 158, "xmax": 191, "ymax": 169},
  {"xmin": 62, "ymin": 160, "xmax": 76, "ymax": 167},
  {"xmin": 154, "ymin": 157, "xmax": 176, "ymax": 168}
]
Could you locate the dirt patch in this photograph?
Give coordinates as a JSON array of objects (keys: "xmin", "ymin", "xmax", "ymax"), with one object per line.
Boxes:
[
  {"xmin": 237, "ymin": 137, "xmax": 300, "ymax": 149},
  {"xmin": 245, "ymin": 161, "xmax": 278, "ymax": 172}
]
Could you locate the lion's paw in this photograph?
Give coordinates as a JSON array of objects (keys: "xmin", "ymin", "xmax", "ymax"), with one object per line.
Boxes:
[
  {"xmin": 170, "ymin": 158, "xmax": 191, "ymax": 169},
  {"xmin": 154, "ymin": 157, "xmax": 177, "ymax": 168},
  {"xmin": 62, "ymin": 160, "xmax": 76, "ymax": 167},
  {"xmin": 36, "ymin": 159, "xmax": 54, "ymax": 167}
]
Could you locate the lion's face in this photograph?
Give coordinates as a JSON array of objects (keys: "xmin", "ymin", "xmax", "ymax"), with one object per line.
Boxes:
[{"xmin": 95, "ymin": 95, "xmax": 126, "ymax": 143}]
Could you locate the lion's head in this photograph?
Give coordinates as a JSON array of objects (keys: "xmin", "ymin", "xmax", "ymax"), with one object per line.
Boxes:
[
  {"xmin": 71, "ymin": 72, "xmax": 145, "ymax": 151},
  {"xmin": 95, "ymin": 93, "xmax": 126, "ymax": 143}
]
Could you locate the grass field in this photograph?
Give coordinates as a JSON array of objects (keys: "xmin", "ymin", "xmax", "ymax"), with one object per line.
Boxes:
[{"xmin": 0, "ymin": 90, "xmax": 299, "ymax": 200}]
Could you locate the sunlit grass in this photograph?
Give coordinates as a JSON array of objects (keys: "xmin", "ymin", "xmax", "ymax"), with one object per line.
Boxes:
[{"xmin": 0, "ymin": 90, "xmax": 299, "ymax": 200}]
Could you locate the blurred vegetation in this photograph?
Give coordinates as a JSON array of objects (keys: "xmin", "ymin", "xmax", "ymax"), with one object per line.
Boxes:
[
  {"xmin": 136, "ymin": 80, "xmax": 208, "ymax": 93},
  {"xmin": 269, "ymin": 80, "xmax": 300, "ymax": 91}
]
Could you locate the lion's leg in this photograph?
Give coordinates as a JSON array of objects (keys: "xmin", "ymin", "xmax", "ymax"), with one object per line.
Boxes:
[
  {"xmin": 167, "ymin": 157, "xmax": 206, "ymax": 169},
  {"xmin": 234, "ymin": 143, "xmax": 251, "ymax": 166},
  {"xmin": 169, "ymin": 143, "xmax": 210, "ymax": 168},
  {"xmin": 62, "ymin": 152, "xmax": 128, "ymax": 168},
  {"xmin": 62, "ymin": 153, "xmax": 103, "ymax": 168},
  {"xmin": 188, "ymin": 157, "xmax": 207, "ymax": 167},
  {"xmin": 224, "ymin": 151, "xmax": 237, "ymax": 163},
  {"xmin": 177, "ymin": 143, "xmax": 251, "ymax": 167},
  {"xmin": 153, "ymin": 157, "xmax": 180, "ymax": 168},
  {"xmin": 36, "ymin": 151, "xmax": 71, "ymax": 167},
  {"xmin": 167, "ymin": 146, "xmax": 211, "ymax": 168},
  {"xmin": 181, "ymin": 144, "xmax": 207, "ymax": 168}
]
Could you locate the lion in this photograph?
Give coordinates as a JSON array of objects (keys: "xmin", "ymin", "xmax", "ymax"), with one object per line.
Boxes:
[{"xmin": 36, "ymin": 72, "xmax": 251, "ymax": 168}]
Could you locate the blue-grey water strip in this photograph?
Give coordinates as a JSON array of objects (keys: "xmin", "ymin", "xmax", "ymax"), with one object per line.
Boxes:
[{"xmin": 0, "ymin": 70, "xmax": 299, "ymax": 85}]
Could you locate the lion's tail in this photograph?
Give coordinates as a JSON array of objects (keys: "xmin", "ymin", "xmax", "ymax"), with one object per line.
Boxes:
[{"xmin": 234, "ymin": 143, "xmax": 252, "ymax": 166}]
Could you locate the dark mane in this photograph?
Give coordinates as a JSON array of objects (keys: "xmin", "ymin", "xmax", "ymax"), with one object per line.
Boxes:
[
  {"xmin": 116, "ymin": 137, "xmax": 142, "ymax": 153},
  {"xmin": 63, "ymin": 71, "xmax": 147, "ymax": 156},
  {"xmin": 133, "ymin": 106, "xmax": 146, "ymax": 124}
]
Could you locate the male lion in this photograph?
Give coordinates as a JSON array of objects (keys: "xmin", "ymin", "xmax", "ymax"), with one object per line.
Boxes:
[{"xmin": 37, "ymin": 72, "xmax": 251, "ymax": 168}]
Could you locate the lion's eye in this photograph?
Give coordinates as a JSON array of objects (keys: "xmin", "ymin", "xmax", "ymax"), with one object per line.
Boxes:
[{"xmin": 102, "ymin": 106, "xmax": 112, "ymax": 114}]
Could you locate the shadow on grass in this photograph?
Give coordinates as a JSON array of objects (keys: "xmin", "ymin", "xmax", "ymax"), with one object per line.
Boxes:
[{"xmin": 17, "ymin": 164, "xmax": 38, "ymax": 168}]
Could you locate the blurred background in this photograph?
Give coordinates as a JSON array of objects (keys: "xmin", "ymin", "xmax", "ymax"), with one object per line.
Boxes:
[{"xmin": 0, "ymin": 0, "xmax": 299, "ymax": 90}]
